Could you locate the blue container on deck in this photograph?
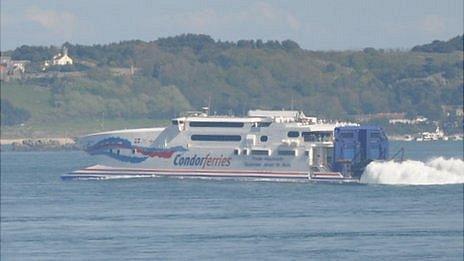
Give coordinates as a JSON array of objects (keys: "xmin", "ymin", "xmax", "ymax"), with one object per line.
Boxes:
[{"xmin": 333, "ymin": 126, "xmax": 389, "ymax": 178}]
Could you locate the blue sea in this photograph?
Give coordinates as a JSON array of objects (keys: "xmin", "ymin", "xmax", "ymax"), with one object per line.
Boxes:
[{"xmin": 1, "ymin": 141, "xmax": 463, "ymax": 260}]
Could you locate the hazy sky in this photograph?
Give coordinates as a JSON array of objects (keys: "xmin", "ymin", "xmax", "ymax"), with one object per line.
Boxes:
[{"xmin": 1, "ymin": 0, "xmax": 462, "ymax": 51}]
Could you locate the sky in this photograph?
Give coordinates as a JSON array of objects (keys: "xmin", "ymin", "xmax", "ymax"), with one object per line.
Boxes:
[{"xmin": 1, "ymin": 0, "xmax": 463, "ymax": 51}]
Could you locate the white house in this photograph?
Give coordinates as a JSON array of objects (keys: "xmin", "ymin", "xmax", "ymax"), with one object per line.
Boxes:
[{"xmin": 52, "ymin": 47, "xmax": 73, "ymax": 65}]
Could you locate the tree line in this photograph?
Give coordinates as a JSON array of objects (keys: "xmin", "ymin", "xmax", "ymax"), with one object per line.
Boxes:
[{"xmin": 3, "ymin": 34, "xmax": 463, "ymax": 125}]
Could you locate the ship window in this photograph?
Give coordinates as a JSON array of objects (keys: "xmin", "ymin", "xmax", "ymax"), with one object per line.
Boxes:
[
  {"xmin": 302, "ymin": 132, "xmax": 332, "ymax": 142},
  {"xmin": 234, "ymin": 149, "xmax": 240, "ymax": 155},
  {"xmin": 257, "ymin": 122, "xmax": 272, "ymax": 127},
  {"xmin": 302, "ymin": 132, "xmax": 314, "ymax": 142},
  {"xmin": 326, "ymin": 147, "xmax": 333, "ymax": 164},
  {"xmin": 251, "ymin": 149, "xmax": 269, "ymax": 156},
  {"xmin": 132, "ymin": 149, "xmax": 136, "ymax": 154},
  {"xmin": 287, "ymin": 131, "xmax": 300, "ymax": 138},
  {"xmin": 260, "ymin": 135, "xmax": 268, "ymax": 142},
  {"xmin": 341, "ymin": 132, "xmax": 354, "ymax": 138},
  {"xmin": 304, "ymin": 151, "xmax": 310, "ymax": 156},
  {"xmin": 278, "ymin": 150, "xmax": 296, "ymax": 156},
  {"xmin": 191, "ymin": 134, "xmax": 242, "ymax": 142},
  {"xmin": 189, "ymin": 121, "xmax": 244, "ymax": 128},
  {"xmin": 243, "ymin": 149, "xmax": 248, "ymax": 155},
  {"xmin": 172, "ymin": 120, "xmax": 179, "ymax": 125}
]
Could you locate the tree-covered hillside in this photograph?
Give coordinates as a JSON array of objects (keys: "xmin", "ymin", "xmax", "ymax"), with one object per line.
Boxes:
[
  {"xmin": 2, "ymin": 34, "xmax": 463, "ymax": 132},
  {"xmin": 412, "ymin": 35, "xmax": 463, "ymax": 53}
]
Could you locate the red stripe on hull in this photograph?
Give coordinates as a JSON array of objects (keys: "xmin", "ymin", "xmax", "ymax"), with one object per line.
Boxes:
[{"xmin": 83, "ymin": 166, "xmax": 307, "ymax": 175}]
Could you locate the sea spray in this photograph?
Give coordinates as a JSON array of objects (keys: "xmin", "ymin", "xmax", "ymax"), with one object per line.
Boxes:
[{"xmin": 360, "ymin": 157, "xmax": 464, "ymax": 185}]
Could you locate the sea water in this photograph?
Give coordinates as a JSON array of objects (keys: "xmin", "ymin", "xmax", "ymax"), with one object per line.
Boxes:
[{"xmin": 1, "ymin": 141, "xmax": 463, "ymax": 260}]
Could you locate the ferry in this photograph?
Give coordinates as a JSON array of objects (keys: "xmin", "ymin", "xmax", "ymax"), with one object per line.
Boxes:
[{"xmin": 63, "ymin": 109, "xmax": 389, "ymax": 182}]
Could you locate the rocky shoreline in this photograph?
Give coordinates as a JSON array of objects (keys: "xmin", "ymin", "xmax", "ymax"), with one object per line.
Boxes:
[{"xmin": 0, "ymin": 138, "xmax": 79, "ymax": 151}]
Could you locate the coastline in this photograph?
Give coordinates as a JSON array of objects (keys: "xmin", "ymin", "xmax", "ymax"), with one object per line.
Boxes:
[
  {"xmin": 1, "ymin": 135, "xmax": 462, "ymax": 152},
  {"xmin": 0, "ymin": 137, "xmax": 78, "ymax": 151}
]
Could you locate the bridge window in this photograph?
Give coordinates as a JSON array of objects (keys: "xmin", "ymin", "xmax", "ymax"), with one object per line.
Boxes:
[
  {"xmin": 260, "ymin": 135, "xmax": 268, "ymax": 142},
  {"xmin": 278, "ymin": 150, "xmax": 296, "ymax": 156},
  {"xmin": 370, "ymin": 132, "xmax": 380, "ymax": 139},
  {"xmin": 172, "ymin": 120, "xmax": 179, "ymax": 125},
  {"xmin": 234, "ymin": 149, "xmax": 240, "ymax": 155},
  {"xmin": 189, "ymin": 122, "xmax": 244, "ymax": 128},
  {"xmin": 251, "ymin": 149, "xmax": 270, "ymax": 156},
  {"xmin": 287, "ymin": 131, "xmax": 300, "ymax": 138},
  {"xmin": 191, "ymin": 134, "xmax": 242, "ymax": 142},
  {"xmin": 302, "ymin": 132, "xmax": 332, "ymax": 142}
]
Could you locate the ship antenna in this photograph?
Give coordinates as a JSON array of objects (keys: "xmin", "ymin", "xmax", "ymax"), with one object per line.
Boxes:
[
  {"xmin": 100, "ymin": 111, "xmax": 105, "ymax": 130},
  {"xmin": 208, "ymin": 95, "xmax": 211, "ymax": 115}
]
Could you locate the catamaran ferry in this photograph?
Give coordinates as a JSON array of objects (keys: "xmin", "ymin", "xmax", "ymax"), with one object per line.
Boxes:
[{"xmin": 64, "ymin": 109, "xmax": 389, "ymax": 182}]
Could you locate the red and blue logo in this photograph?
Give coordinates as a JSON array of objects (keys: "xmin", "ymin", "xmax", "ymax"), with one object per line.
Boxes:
[{"xmin": 85, "ymin": 137, "xmax": 187, "ymax": 163}]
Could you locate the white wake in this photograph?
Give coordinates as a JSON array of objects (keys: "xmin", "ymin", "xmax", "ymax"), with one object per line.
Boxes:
[{"xmin": 360, "ymin": 157, "xmax": 464, "ymax": 185}]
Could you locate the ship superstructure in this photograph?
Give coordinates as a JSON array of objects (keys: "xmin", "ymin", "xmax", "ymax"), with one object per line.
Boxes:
[{"xmin": 65, "ymin": 109, "xmax": 388, "ymax": 181}]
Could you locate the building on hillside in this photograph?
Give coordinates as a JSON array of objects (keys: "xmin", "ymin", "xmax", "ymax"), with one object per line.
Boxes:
[
  {"xmin": 43, "ymin": 47, "xmax": 73, "ymax": 70},
  {"xmin": 0, "ymin": 56, "xmax": 30, "ymax": 81},
  {"xmin": 389, "ymin": 116, "xmax": 428, "ymax": 125},
  {"xmin": 0, "ymin": 63, "xmax": 7, "ymax": 80},
  {"xmin": 0, "ymin": 57, "xmax": 9, "ymax": 79},
  {"xmin": 52, "ymin": 47, "xmax": 73, "ymax": 65}
]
